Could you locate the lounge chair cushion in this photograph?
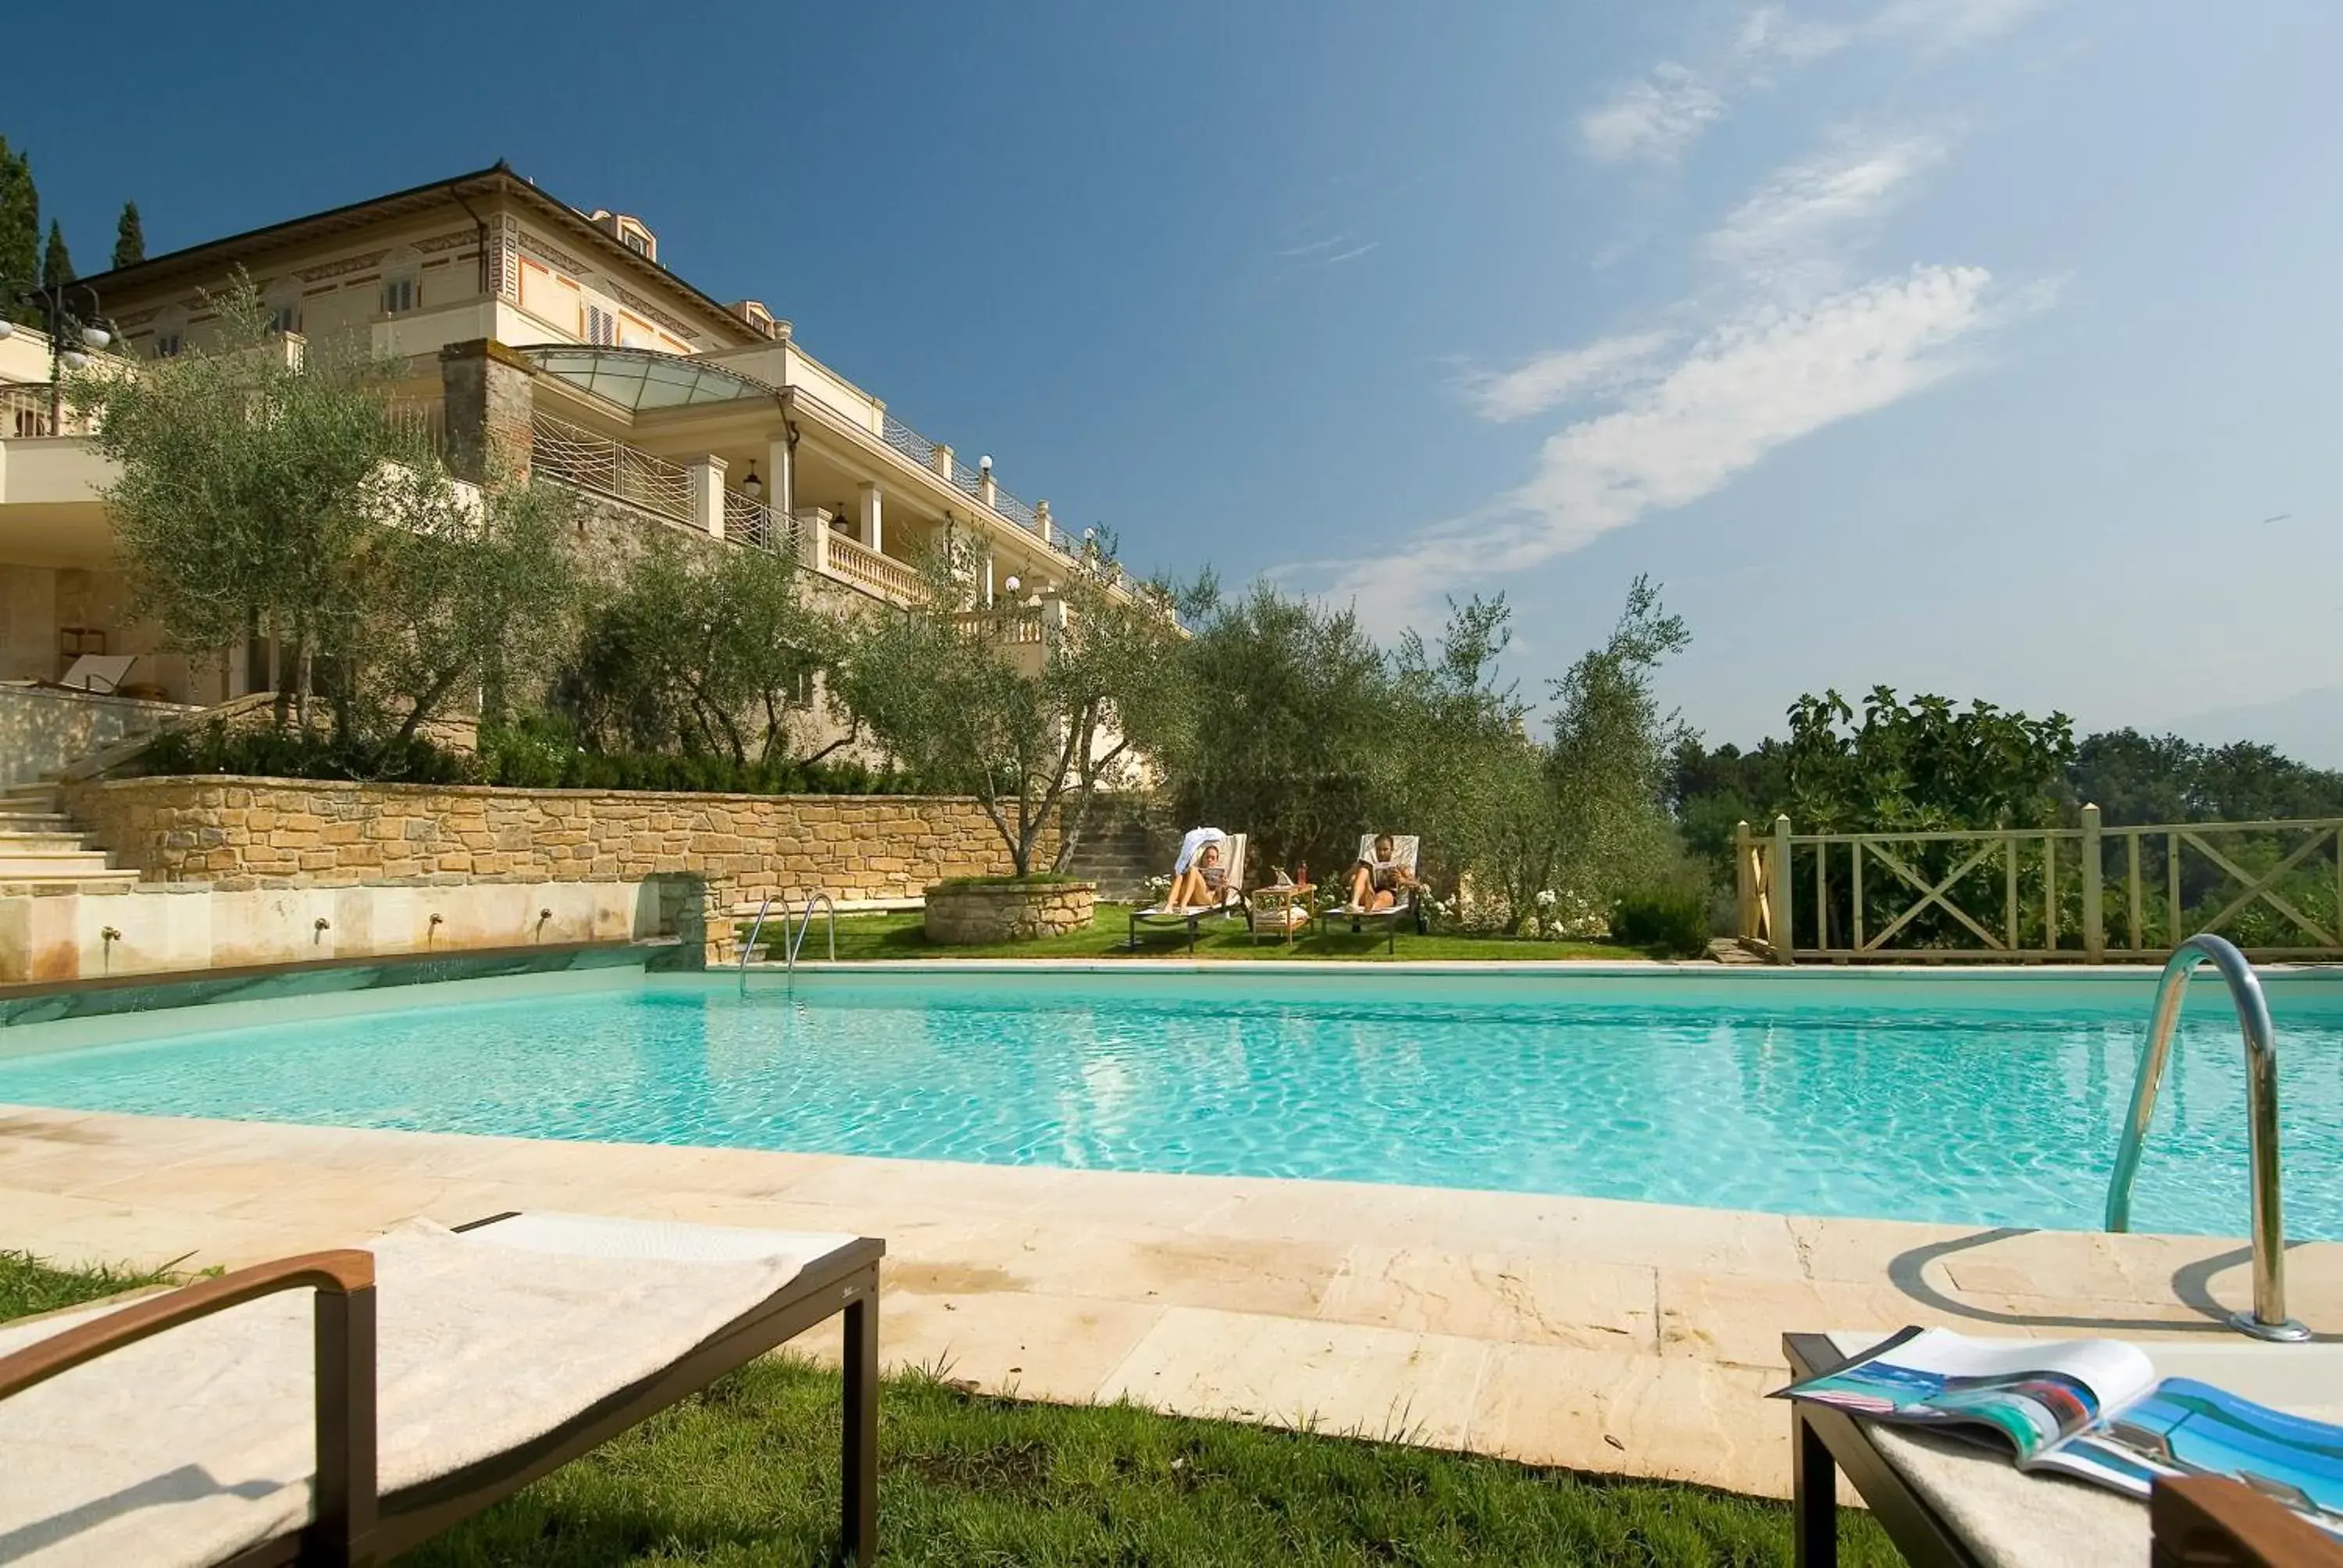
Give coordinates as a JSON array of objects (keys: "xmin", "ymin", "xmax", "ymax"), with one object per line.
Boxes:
[{"xmin": 0, "ymin": 1214, "xmax": 851, "ymax": 1568}]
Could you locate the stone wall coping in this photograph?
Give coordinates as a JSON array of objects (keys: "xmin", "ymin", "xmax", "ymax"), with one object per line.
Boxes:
[
  {"xmin": 74, "ymin": 775, "xmax": 995, "ymax": 810},
  {"xmin": 925, "ymin": 880, "xmax": 1098, "ymax": 898}
]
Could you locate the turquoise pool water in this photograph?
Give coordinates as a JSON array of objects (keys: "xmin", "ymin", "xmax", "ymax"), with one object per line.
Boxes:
[{"xmin": 2, "ymin": 969, "xmax": 2339, "ymax": 1238}]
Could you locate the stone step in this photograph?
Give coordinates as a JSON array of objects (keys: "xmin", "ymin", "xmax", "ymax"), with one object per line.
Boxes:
[
  {"xmin": 0, "ymin": 871, "xmax": 141, "ymax": 893},
  {"xmin": 0, "ymin": 814, "xmax": 76, "ymax": 832},
  {"xmin": 0, "ymin": 832, "xmax": 92, "ymax": 853},
  {"xmin": 0, "ymin": 853, "xmax": 122, "ymax": 878}
]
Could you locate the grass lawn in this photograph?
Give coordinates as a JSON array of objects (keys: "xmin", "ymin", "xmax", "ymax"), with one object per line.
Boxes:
[
  {"xmin": 782, "ymin": 903, "xmax": 1669, "ymax": 964},
  {"xmin": 0, "ymin": 1249, "xmax": 1897, "ymax": 1565}
]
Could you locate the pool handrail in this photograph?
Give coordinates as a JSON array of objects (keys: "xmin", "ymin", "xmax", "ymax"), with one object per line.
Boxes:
[
  {"xmin": 740, "ymin": 893, "xmax": 776, "ymax": 993},
  {"xmin": 786, "ymin": 892, "xmax": 836, "ymax": 973},
  {"xmin": 2104, "ymin": 933, "xmax": 2309, "ymax": 1342}
]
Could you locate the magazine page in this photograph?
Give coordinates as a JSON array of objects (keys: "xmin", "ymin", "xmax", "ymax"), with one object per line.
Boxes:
[
  {"xmin": 2039, "ymin": 1377, "xmax": 2343, "ymax": 1535},
  {"xmin": 1777, "ymin": 1327, "xmax": 2159, "ymax": 1465}
]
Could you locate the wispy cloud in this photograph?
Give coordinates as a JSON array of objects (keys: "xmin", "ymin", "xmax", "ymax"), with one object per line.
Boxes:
[
  {"xmin": 1320, "ymin": 241, "xmax": 1382, "ymax": 266},
  {"xmin": 1703, "ymin": 134, "xmax": 1949, "ymax": 293},
  {"xmin": 1456, "ymin": 330, "xmax": 1675, "ymax": 422},
  {"xmin": 1336, "ymin": 266, "xmax": 2015, "ymax": 625},
  {"xmin": 1578, "ymin": 0, "xmax": 2045, "ymax": 166},
  {"xmin": 1578, "ymin": 65, "xmax": 1728, "ymax": 166},
  {"xmin": 1276, "ymin": 235, "xmax": 1352, "ymax": 258}
]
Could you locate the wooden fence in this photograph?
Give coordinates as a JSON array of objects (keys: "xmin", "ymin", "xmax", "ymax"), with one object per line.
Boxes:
[{"xmin": 1735, "ymin": 808, "xmax": 2343, "ymax": 964}]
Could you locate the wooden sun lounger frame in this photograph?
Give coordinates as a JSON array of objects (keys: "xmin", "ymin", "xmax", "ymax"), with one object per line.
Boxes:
[
  {"xmin": 0, "ymin": 1215, "xmax": 885, "ymax": 1568},
  {"xmin": 1785, "ymin": 1331, "xmax": 2343, "ymax": 1568}
]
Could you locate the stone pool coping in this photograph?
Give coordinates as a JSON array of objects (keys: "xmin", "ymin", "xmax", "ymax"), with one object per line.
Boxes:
[{"xmin": 4, "ymin": 1104, "xmax": 2338, "ymax": 1501}]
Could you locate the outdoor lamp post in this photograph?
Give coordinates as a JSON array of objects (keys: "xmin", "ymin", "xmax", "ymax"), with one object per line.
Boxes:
[{"xmin": 2, "ymin": 280, "xmax": 109, "ymax": 432}]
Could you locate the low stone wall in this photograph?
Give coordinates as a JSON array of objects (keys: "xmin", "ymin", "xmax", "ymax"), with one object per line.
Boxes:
[
  {"xmin": 0, "ymin": 687, "xmax": 194, "ymax": 789},
  {"xmin": 0, "ymin": 878, "xmax": 674, "ymax": 985},
  {"xmin": 924, "ymin": 881, "xmax": 1097, "ymax": 944},
  {"xmin": 58, "ymin": 777, "xmax": 1045, "ymax": 959}
]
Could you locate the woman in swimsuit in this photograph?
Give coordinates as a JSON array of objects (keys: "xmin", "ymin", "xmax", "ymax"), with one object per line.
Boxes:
[
  {"xmin": 1165, "ymin": 839, "xmax": 1231, "ymax": 912},
  {"xmin": 1347, "ymin": 832, "xmax": 1417, "ymax": 912}
]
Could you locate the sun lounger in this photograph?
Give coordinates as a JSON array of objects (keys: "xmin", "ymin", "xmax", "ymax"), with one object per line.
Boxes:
[
  {"xmin": 1129, "ymin": 832, "xmax": 1251, "ymax": 952},
  {"xmin": 0, "ymin": 1212, "xmax": 885, "ymax": 1567},
  {"xmin": 1321, "ymin": 833, "xmax": 1424, "ymax": 954},
  {"xmin": 1784, "ymin": 1329, "xmax": 2343, "ymax": 1568}
]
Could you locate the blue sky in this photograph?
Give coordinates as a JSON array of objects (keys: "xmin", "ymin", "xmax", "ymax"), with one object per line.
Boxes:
[{"xmin": 14, "ymin": 2, "xmax": 2342, "ymax": 753}]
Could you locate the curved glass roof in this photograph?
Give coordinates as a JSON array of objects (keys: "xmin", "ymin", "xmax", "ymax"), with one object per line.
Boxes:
[{"xmin": 520, "ymin": 347, "xmax": 779, "ymax": 411}]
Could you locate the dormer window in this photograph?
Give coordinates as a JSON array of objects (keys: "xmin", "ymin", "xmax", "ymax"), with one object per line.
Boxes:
[{"xmin": 623, "ymin": 230, "xmax": 649, "ymax": 257}]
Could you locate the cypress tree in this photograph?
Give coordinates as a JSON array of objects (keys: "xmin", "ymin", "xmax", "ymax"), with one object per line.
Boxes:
[
  {"xmin": 112, "ymin": 201, "xmax": 144, "ymax": 269},
  {"xmin": 0, "ymin": 139, "xmax": 37, "ymax": 313},
  {"xmin": 41, "ymin": 220, "xmax": 73, "ymax": 290}
]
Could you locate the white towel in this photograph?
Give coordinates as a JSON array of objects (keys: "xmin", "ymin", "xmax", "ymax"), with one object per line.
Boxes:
[{"xmin": 1172, "ymin": 827, "xmax": 1227, "ymax": 875}]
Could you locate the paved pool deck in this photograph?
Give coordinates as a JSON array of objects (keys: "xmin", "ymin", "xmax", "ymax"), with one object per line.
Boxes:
[{"xmin": 6, "ymin": 1104, "xmax": 2339, "ymax": 1499}]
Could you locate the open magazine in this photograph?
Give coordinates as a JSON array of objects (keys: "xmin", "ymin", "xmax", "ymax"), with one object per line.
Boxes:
[{"xmin": 1778, "ymin": 1327, "xmax": 2343, "ymax": 1535}]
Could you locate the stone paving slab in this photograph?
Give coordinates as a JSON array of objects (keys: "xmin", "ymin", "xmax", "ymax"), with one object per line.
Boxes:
[{"xmin": 3, "ymin": 1103, "xmax": 2338, "ymax": 1500}]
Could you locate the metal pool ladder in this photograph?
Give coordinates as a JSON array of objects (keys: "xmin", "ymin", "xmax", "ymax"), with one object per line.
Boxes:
[
  {"xmin": 786, "ymin": 892, "xmax": 836, "ymax": 972},
  {"xmin": 2104, "ymin": 933, "xmax": 2309, "ymax": 1342},
  {"xmin": 738, "ymin": 892, "xmax": 837, "ymax": 989}
]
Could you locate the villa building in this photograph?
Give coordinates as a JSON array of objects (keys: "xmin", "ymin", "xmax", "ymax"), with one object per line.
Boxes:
[{"xmin": 0, "ymin": 161, "xmax": 1081, "ymax": 716}]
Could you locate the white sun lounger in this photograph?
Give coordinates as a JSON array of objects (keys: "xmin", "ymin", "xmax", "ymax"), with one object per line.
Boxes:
[
  {"xmin": 1323, "ymin": 834, "xmax": 1423, "ymax": 953},
  {"xmin": 0, "ymin": 1213, "xmax": 884, "ymax": 1567},
  {"xmin": 1129, "ymin": 832, "xmax": 1250, "ymax": 952}
]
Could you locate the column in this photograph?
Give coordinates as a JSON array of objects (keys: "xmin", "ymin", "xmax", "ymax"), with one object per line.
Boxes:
[
  {"xmin": 688, "ymin": 454, "xmax": 728, "ymax": 540},
  {"xmin": 769, "ymin": 437, "xmax": 793, "ymax": 522},
  {"xmin": 930, "ymin": 442, "xmax": 954, "ymax": 479},
  {"xmin": 1033, "ymin": 499, "xmax": 1053, "ymax": 549},
  {"xmin": 984, "ymin": 552, "xmax": 997, "ymax": 608},
  {"xmin": 858, "ymin": 482, "xmax": 883, "ymax": 551},
  {"xmin": 978, "ymin": 468, "xmax": 998, "ymax": 511}
]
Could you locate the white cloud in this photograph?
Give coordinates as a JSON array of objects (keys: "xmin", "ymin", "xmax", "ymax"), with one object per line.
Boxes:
[
  {"xmin": 1703, "ymin": 135, "xmax": 1949, "ymax": 291},
  {"xmin": 1579, "ymin": 0, "xmax": 2045, "ymax": 166},
  {"xmin": 1333, "ymin": 266, "xmax": 2004, "ymax": 625},
  {"xmin": 1457, "ymin": 330, "xmax": 1674, "ymax": 422},
  {"xmin": 1578, "ymin": 64, "xmax": 1727, "ymax": 166}
]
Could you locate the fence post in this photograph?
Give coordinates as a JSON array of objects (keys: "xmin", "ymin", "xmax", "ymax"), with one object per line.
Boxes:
[
  {"xmin": 2081, "ymin": 804, "xmax": 2105, "ymax": 962},
  {"xmin": 1734, "ymin": 820, "xmax": 1754, "ymax": 940},
  {"xmin": 1771, "ymin": 814, "xmax": 1796, "ymax": 965}
]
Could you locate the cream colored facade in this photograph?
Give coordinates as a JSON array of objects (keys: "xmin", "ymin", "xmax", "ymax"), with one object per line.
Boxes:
[{"xmin": 0, "ymin": 163, "xmax": 1086, "ymax": 709}]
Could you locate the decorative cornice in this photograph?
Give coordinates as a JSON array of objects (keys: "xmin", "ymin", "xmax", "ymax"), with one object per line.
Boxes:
[
  {"xmin": 292, "ymin": 250, "xmax": 390, "ymax": 283},
  {"xmin": 414, "ymin": 228, "xmax": 476, "ymax": 254},
  {"xmin": 516, "ymin": 233, "xmax": 590, "ymax": 277},
  {"xmin": 612, "ymin": 284, "xmax": 696, "ymax": 340}
]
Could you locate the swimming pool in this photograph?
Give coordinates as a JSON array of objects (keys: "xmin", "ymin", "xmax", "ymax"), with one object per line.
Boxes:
[{"xmin": 2, "ymin": 966, "xmax": 2339, "ymax": 1239}]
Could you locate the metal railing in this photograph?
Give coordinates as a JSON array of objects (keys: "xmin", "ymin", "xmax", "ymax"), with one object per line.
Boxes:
[
  {"xmin": 1736, "ymin": 810, "xmax": 2343, "ymax": 963},
  {"xmin": 722, "ymin": 488, "xmax": 798, "ymax": 556},
  {"xmin": 529, "ymin": 411, "xmax": 694, "ymax": 524},
  {"xmin": 2105, "ymin": 934, "xmax": 2309, "ymax": 1342},
  {"xmin": 786, "ymin": 893, "xmax": 836, "ymax": 971},
  {"xmin": 1, "ymin": 383, "xmax": 97, "ymax": 437}
]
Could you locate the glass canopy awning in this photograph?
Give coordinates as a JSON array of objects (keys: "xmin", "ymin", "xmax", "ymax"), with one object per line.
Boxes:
[{"xmin": 519, "ymin": 347, "xmax": 779, "ymax": 411}]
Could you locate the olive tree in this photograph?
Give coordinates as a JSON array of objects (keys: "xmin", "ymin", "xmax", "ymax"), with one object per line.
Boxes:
[
  {"xmin": 833, "ymin": 534, "xmax": 1198, "ymax": 876},
  {"xmin": 73, "ymin": 276, "xmax": 583, "ymax": 767},
  {"xmin": 560, "ymin": 533, "xmax": 846, "ymax": 767}
]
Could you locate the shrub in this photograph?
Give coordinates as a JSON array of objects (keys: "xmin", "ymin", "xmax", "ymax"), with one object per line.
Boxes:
[
  {"xmin": 137, "ymin": 722, "xmax": 475, "ymax": 784},
  {"xmin": 1610, "ymin": 888, "xmax": 1711, "ymax": 957}
]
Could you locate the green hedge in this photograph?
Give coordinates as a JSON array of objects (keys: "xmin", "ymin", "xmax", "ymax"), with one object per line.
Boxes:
[
  {"xmin": 1610, "ymin": 888, "xmax": 1712, "ymax": 957},
  {"xmin": 132, "ymin": 721, "xmax": 924, "ymax": 798}
]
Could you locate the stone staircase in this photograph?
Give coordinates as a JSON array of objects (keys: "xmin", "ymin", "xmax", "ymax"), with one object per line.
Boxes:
[
  {"xmin": 1064, "ymin": 800, "xmax": 1162, "ymax": 903},
  {"xmin": 0, "ymin": 785, "xmax": 140, "ymax": 890}
]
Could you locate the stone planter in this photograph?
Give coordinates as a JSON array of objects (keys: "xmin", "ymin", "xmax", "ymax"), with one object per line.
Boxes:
[{"xmin": 924, "ymin": 879, "xmax": 1096, "ymax": 944}]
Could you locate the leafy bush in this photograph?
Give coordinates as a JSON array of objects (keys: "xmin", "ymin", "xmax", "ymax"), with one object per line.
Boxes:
[
  {"xmin": 476, "ymin": 721, "xmax": 922, "ymax": 796},
  {"xmin": 1610, "ymin": 888, "xmax": 1712, "ymax": 957},
  {"xmin": 137, "ymin": 722, "xmax": 475, "ymax": 784}
]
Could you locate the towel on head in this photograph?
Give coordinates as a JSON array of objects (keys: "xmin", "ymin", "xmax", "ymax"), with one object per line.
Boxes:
[{"xmin": 1172, "ymin": 827, "xmax": 1228, "ymax": 875}]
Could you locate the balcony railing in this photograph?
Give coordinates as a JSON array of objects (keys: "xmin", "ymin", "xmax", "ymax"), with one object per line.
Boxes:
[
  {"xmin": 861, "ymin": 401, "xmax": 1068, "ymax": 557},
  {"xmin": 530, "ymin": 411, "xmax": 693, "ymax": 524},
  {"xmin": 1, "ymin": 383, "xmax": 98, "ymax": 438},
  {"xmin": 828, "ymin": 531, "xmax": 922, "ymax": 603},
  {"xmin": 722, "ymin": 487, "xmax": 798, "ymax": 556}
]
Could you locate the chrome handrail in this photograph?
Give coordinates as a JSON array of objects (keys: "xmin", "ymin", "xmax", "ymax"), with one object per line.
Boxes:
[
  {"xmin": 739, "ymin": 893, "xmax": 776, "ymax": 993},
  {"xmin": 786, "ymin": 892, "xmax": 836, "ymax": 974},
  {"xmin": 2105, "ymin": 934, "xmax": 2309, "ymax": 1342}
]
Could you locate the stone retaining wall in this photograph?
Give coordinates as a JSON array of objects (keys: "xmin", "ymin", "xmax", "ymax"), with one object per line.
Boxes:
[
  {"xmin": 924, "ymin": 881, "xmax": 1097, "ymax": 944},
  {"xmin": 61, "ymin": 777, "xmax": 1047, "ymax": 918}
]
